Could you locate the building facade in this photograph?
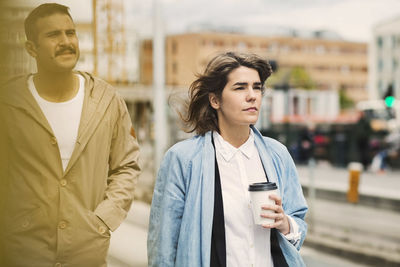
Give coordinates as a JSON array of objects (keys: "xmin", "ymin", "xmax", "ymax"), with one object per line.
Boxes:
[
  {"xmin": 140, "ymin": 32, "xmax": 368, "ymax": 102},
  {"xmin": 369, "ymin": 16, "xmax": 400, "ymax": 100},
  {"xmin": 0, "ymin": 0, "xmax": 140, "ymax": 85},
  {"xmin": 0, "ymin": 0, "xmax": 36, "ymax": 81}
]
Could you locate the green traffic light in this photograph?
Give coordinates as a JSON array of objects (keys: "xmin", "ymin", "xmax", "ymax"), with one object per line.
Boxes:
[{"xmin": 385, "ymin": 96, "xmax": 395, "ymax": 107}]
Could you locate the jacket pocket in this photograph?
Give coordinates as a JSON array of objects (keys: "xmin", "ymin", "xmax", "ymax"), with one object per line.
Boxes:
[
  {"xmin": 87, "ymin": 210, "xmax": 111, "ymax": 238},
  {"xmin": 3, "ymin": 206, "xmax": 44, "ymax": 237}
]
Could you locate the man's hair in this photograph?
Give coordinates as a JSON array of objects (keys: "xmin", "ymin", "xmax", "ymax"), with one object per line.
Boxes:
[
  {"xmin": 182, "ymin": 51, "xmax": 272, "ymax": 135},
  {"xmin": 24, "ymin": 3, "xmax": 73, "ymax": 43}
]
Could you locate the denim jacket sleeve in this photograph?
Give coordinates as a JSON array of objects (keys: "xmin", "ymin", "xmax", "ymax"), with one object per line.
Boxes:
[
  {"xmin": 280, "ymin": 146, "xmax": 308, "ymax": 250},
  {"xmin": 147, "ymin": 148, "xmax": 188, "ymax": 267}
]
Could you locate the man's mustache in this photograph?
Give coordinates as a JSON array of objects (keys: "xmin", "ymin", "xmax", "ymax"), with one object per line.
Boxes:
[{"xmin": 55, "ymin": 46, "xmax": 76, "ymax": 56}]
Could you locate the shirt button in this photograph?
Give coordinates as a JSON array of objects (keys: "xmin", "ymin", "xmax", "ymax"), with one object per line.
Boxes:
[
  {"xmin": 54, "ymin": 263, "xmax": 62, "ymax": 267},
  {"xmin": 51, "ymin": 137, "xmax": 57, "ymax": 145},
  {"xmin": 60, "ymin": 179, "xmax": 67, "ymax": 186},
  {"xmin": 58, "ymin": 221, "xmax": 67, "ymax": 229},
  {"xmin": 250, "ymin": 244, "xmax": 254, "ymax": 248},
  {"xmin": 98, "ymin": 226, "xmax": 107, "ymax": 234}
]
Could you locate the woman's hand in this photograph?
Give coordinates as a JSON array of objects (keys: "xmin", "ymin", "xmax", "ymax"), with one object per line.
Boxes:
[{"xmin": 260, "ymin": 194, "xmax": 290, "ymax": 235}]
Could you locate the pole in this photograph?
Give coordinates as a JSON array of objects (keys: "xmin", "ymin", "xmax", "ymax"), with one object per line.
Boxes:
[
  {"xmin": 308, "ymin": 157, "xmax": 316, "ymax": 233},
  {"xmin": 92, "ymin": 0, "xmax": 98, "ymax": 76},
  {"xmin": 153, "ymin": 0, "xmax": 168, "ymax": 178}
]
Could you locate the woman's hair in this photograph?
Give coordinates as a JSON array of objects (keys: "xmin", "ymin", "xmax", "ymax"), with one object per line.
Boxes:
[{"xmin": 182, "ymin": 51, "xmax": 272, "ymax": 135}]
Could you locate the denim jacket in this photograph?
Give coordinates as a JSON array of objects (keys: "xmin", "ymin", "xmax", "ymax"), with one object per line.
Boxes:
[{"xmin": 148, "ymin": 126, "xmax": 308, "ymax": 267}]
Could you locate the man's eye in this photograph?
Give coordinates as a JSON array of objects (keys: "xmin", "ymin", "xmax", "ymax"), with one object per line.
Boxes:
[
  {"xmin": 254, "ymin": 86, "xmax": 262, "ymax": 90},
  {"xmin": 235, "ymin": 87, "xmax": 244, "ymax": 90}
]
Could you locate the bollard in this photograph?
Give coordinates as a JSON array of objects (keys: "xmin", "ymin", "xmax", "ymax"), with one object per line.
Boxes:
[{"xmin": 347, "ymin": 162, "xmax": 363, "ymax": 203}]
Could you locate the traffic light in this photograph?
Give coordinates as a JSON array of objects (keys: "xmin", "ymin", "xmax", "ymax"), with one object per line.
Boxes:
[
  {"xmin": 385, "ymin": 95, "xmax": 395, "ymax": 107},
  {"xmin": 384, "ymin": 84, "xmax": 395, "ymax": 108}
]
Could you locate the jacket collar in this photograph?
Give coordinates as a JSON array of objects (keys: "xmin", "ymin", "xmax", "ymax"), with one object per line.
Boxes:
[
  {"xmin": 2, "ymin": 74, "xmax": 54, "ymax": 135},
  {"xmin": 2, "ymin": 71, "xmax": 115, "ymax": 176},
  {"xmin": 2, "ymin": 71, "xmax": 104, "ymax": 136},
  {"xmin": 201, "ymin": 131, "xmax": 216, "ymax": 266},
  {"xmin": 65, "ymin": 71, "xmax": 114, "ymax": 175}
]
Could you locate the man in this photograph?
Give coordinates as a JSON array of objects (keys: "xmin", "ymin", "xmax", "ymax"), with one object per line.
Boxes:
[{"xmin": 0, "ymin": 3, "xmax": 140, "ymax": 266}]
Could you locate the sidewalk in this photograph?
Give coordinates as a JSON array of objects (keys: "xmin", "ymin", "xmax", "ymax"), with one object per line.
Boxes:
[
  {"xmin": 297, "ymin": 161, "xmax": 400, "ymax": 265},
  {"xmin": 297, "ymin": 161, "xmax": 400, "ymax": 211},
  {"xmin": 108, "ymin": 202, "xmax": 150, "ymax": 267},
  {"xmin": 108, "ymin": 162, "xmax": 400, "ymax": 266},
  {"xmin": 304, "ymin": 197, "xmax": 400, "ymax": 265},
  {"xmin": 108, "ymin": 200, "xmax": 400, "ymax": 267}
]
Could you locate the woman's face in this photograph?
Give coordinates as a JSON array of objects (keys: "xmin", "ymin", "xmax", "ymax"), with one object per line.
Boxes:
[{"xmin": 210, "ymin": 66, "xmax": 262, "ymax": 130}]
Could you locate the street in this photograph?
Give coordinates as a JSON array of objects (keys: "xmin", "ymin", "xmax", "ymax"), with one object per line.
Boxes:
[
  {"xmin": 108, "ymin": 203, "xmax": 367, "ymax": 267},
  {"xmin": 107, "ymin": 201, "xmax": 375, "ymax": 267},
  {"xmin": 301, "ymin": 246, "xmax": 368, "ymax": 267},
  {"xmin": 107, "ymin": 153, "xmax": 400, "ymax": 266}
]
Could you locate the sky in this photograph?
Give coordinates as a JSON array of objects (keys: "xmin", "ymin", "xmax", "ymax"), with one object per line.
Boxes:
[{"xmin": 44, "ymin": 0, "xmax": 400, "ymax": 42}]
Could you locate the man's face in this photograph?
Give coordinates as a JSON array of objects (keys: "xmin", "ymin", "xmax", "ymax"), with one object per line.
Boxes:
[{"xmin": 26, "ymin": 13, "xmax": 80, "ymax": 73}]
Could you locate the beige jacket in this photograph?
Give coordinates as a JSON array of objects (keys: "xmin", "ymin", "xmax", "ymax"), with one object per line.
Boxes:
[{"xmin": 0, "ymin": 72, "xmax": 141, "ymax": 266}]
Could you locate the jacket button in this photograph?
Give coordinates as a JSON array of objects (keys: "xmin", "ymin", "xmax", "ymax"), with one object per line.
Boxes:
[
  {"xmin": 54, "ymin": 263, "xmax": 62, "ymax": 267},
  {"xmin": 21, "ymin": 220, "xmax": 29, "ymax": 228},
  {"xmin": 58, "ymin": 221, "xmax": 67, "ymax": 229},
  {"xmin": 51, "ymin": 137, "xmax": 57, "ymax": 145},
  {"xmin": 98, "ymin": 226, "xmax": 107, "ymax": 234},
  {"xmin": 60, "ymin": 179, "xmax": 67, "ymax": 186}
]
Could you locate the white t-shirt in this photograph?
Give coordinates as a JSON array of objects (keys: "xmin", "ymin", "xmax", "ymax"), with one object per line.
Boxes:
[{"xmin": 28, "ymin": 74, "xmax": 85, "ymax": 171}]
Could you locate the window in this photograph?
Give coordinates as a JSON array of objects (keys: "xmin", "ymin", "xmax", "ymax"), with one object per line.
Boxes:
[
  {"xmin": 378, "ymin": 58, "xmax": 384, "ymax": 72},
  {"xmin": 315, "ymin": 45, "xmax": 326, "ymax": 54},
  {"xmin": 378, "ymin": 80, "xmax": 383, "ymax": 94},
  {"xmin": 172, "ymin": 62, "xmax": 177, "ymax": 74},
  {"xmin": 377, "ymin": 36, "xmax": 383, "ymax": 48},
  {"xmin": 172, "ymin": 41, "xmax": 177, "ymax": 54},
  {"xmin": 237, "ymin": 42, "xmax": 246, "ymax": 50},
  {"xmin": 341, "ymin": 65, "xmax": 350, "ymax": 74}
]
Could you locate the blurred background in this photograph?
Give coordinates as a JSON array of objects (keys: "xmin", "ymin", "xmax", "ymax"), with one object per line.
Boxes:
[{"xmin": 1, "ymin": 0, "xmax": 400, "ymax": 266}]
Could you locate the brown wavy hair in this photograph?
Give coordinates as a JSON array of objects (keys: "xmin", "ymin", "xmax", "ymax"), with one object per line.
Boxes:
[{"xmin": 182, "ymin": 52, "xmax": 272, "ymax": 135}]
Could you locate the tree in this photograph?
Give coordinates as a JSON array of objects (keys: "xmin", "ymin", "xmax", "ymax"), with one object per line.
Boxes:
[
  {"xmin": 339, "ymin": 86, "xmax": 354, "ymax": 110},
  {"xmin": 289, "ymin": 67, "xmax": 315, "ymax": 89},
  {"xmin": 269, "ymin": 66, "xmax": 315, "ymax": 90}
]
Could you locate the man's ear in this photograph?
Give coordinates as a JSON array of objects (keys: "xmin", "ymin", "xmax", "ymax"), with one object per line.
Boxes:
[
  {"xmin": 209, "ymin": 93, "xmax": 220, "ymax": 110},
  {"xmin": 25, "ymin": 40, "xmax": 37, "ymax": 58}
]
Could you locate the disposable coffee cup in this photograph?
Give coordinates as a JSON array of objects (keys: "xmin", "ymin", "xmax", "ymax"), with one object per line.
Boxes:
[{"xmin": 248, "ymin": 182, "xmax": 278, "ymax": 225}]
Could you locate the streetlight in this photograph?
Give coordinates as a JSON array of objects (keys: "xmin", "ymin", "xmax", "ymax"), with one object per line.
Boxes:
[{"xmin": 153, "ymin": 0, "xmax": 168, "ymax": 177}]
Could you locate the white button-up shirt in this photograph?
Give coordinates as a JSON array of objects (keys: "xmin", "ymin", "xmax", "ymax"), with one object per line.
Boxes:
[{"xmin": 213, "ymin": 130, "xmax": 300, "ymax": 267}]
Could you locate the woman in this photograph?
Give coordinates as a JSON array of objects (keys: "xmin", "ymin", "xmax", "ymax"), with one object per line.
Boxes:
[{"xmin": 148, "ymin": 52, "xmax": 307, "ymax": 267}]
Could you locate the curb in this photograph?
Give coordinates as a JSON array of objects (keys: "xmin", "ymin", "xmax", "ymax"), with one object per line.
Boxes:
[
  {"xmin": 304, "ymin": 234, "xmax": 400, "ymax": 267},
  {"xmin": 301, "ymin": 185, "xmax": 400, "ymax": 212}
]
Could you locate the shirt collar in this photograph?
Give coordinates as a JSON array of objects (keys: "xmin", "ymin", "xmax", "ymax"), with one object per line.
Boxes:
[{"xmin": 213, "ymin": 129, "xmax": 255, "ymax": 162}]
